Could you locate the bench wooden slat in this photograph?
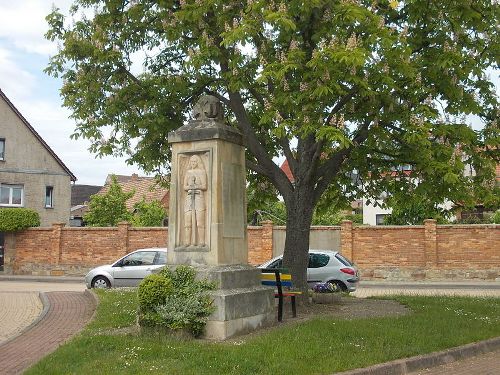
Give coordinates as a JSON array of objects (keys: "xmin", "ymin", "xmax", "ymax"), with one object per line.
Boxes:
[{"xmin": 260, "ymin": 268, "xmax": 301, "ymax": 321}]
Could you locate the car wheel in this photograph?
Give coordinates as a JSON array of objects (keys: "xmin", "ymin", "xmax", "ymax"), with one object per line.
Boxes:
[
  {"xmin": 327, "ymin": 280, "xmax": 348, "ymax": 293},
  {"xmin": 91, "ymin": 276, "xmax": 111, "ymax": 289}
]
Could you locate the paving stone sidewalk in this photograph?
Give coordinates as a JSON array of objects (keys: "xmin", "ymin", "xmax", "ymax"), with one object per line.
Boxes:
[
  {"xmin": 0, "ymin": 292, "xmax": 42, "ymax": 343},
  {"xmin": 0, "ymin": 291, "xmax": 96, "ymax": 375}
]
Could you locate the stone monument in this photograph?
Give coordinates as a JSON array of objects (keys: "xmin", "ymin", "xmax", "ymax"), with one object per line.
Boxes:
[{"xmin": 167, "ymin": 95, "xmax": 274, "ymax": 339}]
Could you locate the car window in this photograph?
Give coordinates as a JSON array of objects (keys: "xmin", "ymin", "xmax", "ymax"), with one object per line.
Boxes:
[
  {"xmin": 122, "ymin": 251, "xmax": 156, "ymax": 266},
  {"xmin": 335, "ymin": 253, "xmax": 354, "ymax": 266},
  {"xmin": 308, "ymin": 253, "xmax": 330, "ymax": 268},
  {"xmin": 267, "ymin": 258, "xmax": 283, "ymax": 269},
  {"xmin": 156, "ymin": 251, "xmax": 167, "ymax": 265}
]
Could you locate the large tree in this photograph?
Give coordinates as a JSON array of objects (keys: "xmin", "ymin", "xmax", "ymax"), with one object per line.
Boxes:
[{"xmin": 46, "ymin": 0, "xmax": 499, "ymax": 292}]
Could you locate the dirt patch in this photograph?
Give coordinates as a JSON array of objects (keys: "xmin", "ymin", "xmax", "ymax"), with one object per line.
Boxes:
[{"xmin": 292, "ymin": 296, "xmax": 411, "ymax": 321}]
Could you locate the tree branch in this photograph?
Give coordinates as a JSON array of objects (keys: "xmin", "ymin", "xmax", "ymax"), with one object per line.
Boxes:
[
  {"xmin": 325, "ymin": 88, "xmax": 358, "ymax": 124},
  {"xmin": 313, "ymin": 119, "xmax": 371, "ymax": 204}
]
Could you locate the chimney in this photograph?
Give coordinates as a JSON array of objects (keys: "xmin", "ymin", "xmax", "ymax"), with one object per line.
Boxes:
[{"xmin": 131, "ymin": 173, "xmax": 139, "ymax": 181}]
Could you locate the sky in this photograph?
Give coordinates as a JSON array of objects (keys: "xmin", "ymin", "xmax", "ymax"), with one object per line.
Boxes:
[{"xmin": 0, "ymin": 1, "xmax": 141, "ymax": 186}]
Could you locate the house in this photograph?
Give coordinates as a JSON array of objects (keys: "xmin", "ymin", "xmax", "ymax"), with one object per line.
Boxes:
[
  {"xmin": 0, "ymin": 89, "xmax": 76, "ymax": 226},
  {"xmin": 71, "ymin": 173, "xmax": 169, "ymax": 226},
  {"xmin": 362, "ymin": 161, "xmax": 500, "ymax": 225},
  {"xmin": 99, "ymin": 173, "xmax": 169, "ymax": 213},
  {"xmin": 70, "ymin": 184, "xmax": 102, "ymax": 226}
]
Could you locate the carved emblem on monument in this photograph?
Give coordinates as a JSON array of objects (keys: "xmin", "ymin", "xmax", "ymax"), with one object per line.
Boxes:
[{"xmin": 192, "ymin": 95, "xmax": 223, "ymax": 121}]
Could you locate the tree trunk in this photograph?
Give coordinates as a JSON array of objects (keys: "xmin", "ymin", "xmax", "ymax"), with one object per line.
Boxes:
[{"xmin": 281, "ymin": 186, "xmax": 315, "ymax": 303}]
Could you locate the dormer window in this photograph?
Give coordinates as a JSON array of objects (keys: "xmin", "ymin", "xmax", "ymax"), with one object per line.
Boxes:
[{"xmin": 0, "ymin": 139, "xmax": 5, "ymax": 160}]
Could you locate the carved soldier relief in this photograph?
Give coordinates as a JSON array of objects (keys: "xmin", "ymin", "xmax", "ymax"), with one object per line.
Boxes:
[{"xmin": 178, "ymin": 152, "xmax": 209, "ymax": 249}]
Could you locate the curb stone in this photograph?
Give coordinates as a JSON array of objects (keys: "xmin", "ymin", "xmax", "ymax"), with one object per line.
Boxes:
[
  {"xmin": 335, "ymin": 336, "xmax": 500, "ymax": 375},
  {"xmin": 0, "ymin": 275, "xmax": 84, "ymax": 283}
]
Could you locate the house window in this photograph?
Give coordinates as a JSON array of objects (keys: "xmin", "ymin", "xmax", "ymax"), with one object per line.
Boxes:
[
  {"xmin": 376, "ymin": 214, "xmax": 388, "ymax": 225},
  {"xmin": 45, "ymin": 186, "xmax": 54, "ymax": 208},
  {"xmin": 0, "ymin": 139, "xmax": 5, "ymax": 160},
  {"xmin": 0, "ymin": 184, "xmax": 24, "ymax": 206}
]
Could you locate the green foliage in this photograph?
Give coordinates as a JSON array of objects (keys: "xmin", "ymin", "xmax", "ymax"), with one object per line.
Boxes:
[
  {"xmin": 83, "ymin": 176, "xmax": 133, "ymax": 227},
  {"xmin": 132, "ymin": 198, "xmax": 167, "ymax": 227},
  {"xmin": 455, "ymin": 215, "xmax": 490, "ymax": 224},
  {"xmin": 138, "ymin": 266, "xmax": 216, "ymax": 336},
  {"xmin": 492, "ymin": 210, "xmax": 500, "ymax": 224},
  {"xmin": 312, "ymin": 209, "xmax": 362, "ymax": 225},
  {"xmin": 249, "ymin": 199, "xmax": 287, "ymax": 225},
  {"xmin": 0, "ymin": 208, "xmax": 40, "ymax": 232},
  {"xmin": 384, "ymin": 196, "xmax": 450, "ymax": 225},
  {"xmin": 138, "ymin": 274, "xmax": 173, "ymax": 312}
]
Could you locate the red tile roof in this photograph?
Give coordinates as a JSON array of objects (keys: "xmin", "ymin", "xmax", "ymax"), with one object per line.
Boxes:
[
  {"xmin": 99, "ymin": 174, "xmax": 169, "ymax": 211},
  {"xmin": 280, "ymin": 159, "xmax": 295, "ymax": 183}
]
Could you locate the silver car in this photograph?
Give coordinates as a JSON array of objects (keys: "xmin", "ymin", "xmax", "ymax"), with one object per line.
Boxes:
[
  {"xmin": 85, "ymin": 248, "xmax": 168, "ymax": 288},
  {"xmin": 259, "ymin": 250, "xmax": 359, "ymax": 292}
]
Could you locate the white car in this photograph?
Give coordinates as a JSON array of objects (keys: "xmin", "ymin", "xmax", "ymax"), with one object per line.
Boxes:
[
  {"xmin": 85, "ymin": 248, "xmax": 168, "ymax": 288},
  {"xmin": 259, "ymin": 250, "xmax": 359, "ymax": 292}
]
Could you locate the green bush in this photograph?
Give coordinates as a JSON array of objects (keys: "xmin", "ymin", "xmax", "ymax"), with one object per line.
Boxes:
[
  {"xmin": 138, "ymin": 274, "xmax": 173, "ymax": 311},
  {"xmin": 0, "ymin": 208, "xmax": 40, "ymax": 231},
  {"xmin": 491, "ymin": 210, "xmax": 500, "ymax": 224},
  {"xmin": 456, "ymin": 215, "xmax": 490, "ymax": 224},
  {"xmin": 138, "ymin": 265, "xmax": 216, "ymax": 337}
]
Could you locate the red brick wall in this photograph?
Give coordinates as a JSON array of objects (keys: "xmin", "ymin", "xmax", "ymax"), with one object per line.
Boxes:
[
  {"xmin": 12, "ymin": 223, "xmax": 168, "ymax": 275},
  {"xmin": 8, "ymin": 221, "xmax": 500, "ymax": 280},
  {"xmin": 350, "ymin": 226, "xmax": 426, "ymax": 267},
  {"xmin": 341, "ymin": 220, "xmax": 500, "ymax": 280},
  {"xmin": 14, "ymin": 228, "xmax": 53, "ymax": 269},
  {"xmin": 436, "ymin": 225, "xmax": 500, "ymax": 269},
  {"xmin": 247, "ymin": 221, "xmax": 273, "ymax": 266}
]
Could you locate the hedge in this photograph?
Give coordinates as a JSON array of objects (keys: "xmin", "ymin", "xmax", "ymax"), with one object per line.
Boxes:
[{"xmin": 0, "ymin": 208, "xmax": 40, "ymax": 232}]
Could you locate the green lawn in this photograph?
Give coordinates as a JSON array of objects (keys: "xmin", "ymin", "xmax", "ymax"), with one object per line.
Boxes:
[{"xmin": 26, "ymin": 290, "xmax": 500, "ymax": 375}]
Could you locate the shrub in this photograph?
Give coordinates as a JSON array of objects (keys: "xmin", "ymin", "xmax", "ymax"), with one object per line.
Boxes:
[
  {"xmin": 138, "ymin": 274, "xmax": 173, "ymax": 311},
  {"xmin": 0, "ymin": 208, "xmax": 40, "ymax": 231},
  {"xmin": 138, "ymin": 265, "xmax": 216, "ymax": 337},
  {"xmin": 491, "ymin": 210, "xmax": 500, "ymax": 224},
  {"xmin": 456, "ymin": 215, "xmax": 489, "ymax": 224},
  {"xmin": 132, "ymin": 199, "xmax": 167, "ymax": 227}
]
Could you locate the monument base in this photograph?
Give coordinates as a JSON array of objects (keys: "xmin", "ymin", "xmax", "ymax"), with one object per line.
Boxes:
[{"xmin": 196, "ymin": 265, "xmax": 275, "ymax": 340}]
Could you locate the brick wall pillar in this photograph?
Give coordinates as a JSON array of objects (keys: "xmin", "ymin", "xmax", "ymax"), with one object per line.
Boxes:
[
  {"xmin": 4, "ymin": 232, "xmax": 16, "ymax": 273},
  {"xmin": 424, "ymin": 219, "xmax": 437, "ymax": 267},
  {"xmin": 341, "ymin": 220, "xmax": 353, "ymax": 261},
  {"xmin": 118, "ymin": 221, "xmax": 131, "ymax": 255},
  {"xmin": 51, "ymin": 223, "xmax": 65, "ymax": 265},
  {"xmin": 261, "ymin": 220, "xmax": 274, "ymax": 261}
]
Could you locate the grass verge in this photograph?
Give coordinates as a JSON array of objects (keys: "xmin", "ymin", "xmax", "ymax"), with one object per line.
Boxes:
[{"xmin": 25, "ymin": 290, "xmax": 500, "ymax": 375}]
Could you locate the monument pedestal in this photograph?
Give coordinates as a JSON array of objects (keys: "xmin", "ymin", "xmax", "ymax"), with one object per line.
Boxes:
[
  {"xmin": 167, "ymin": 95, "xmax": 274, "ymax": 340},
  {"xmin": 197, "ymin": 265, "xmax": 274, "ymax": 339}
]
